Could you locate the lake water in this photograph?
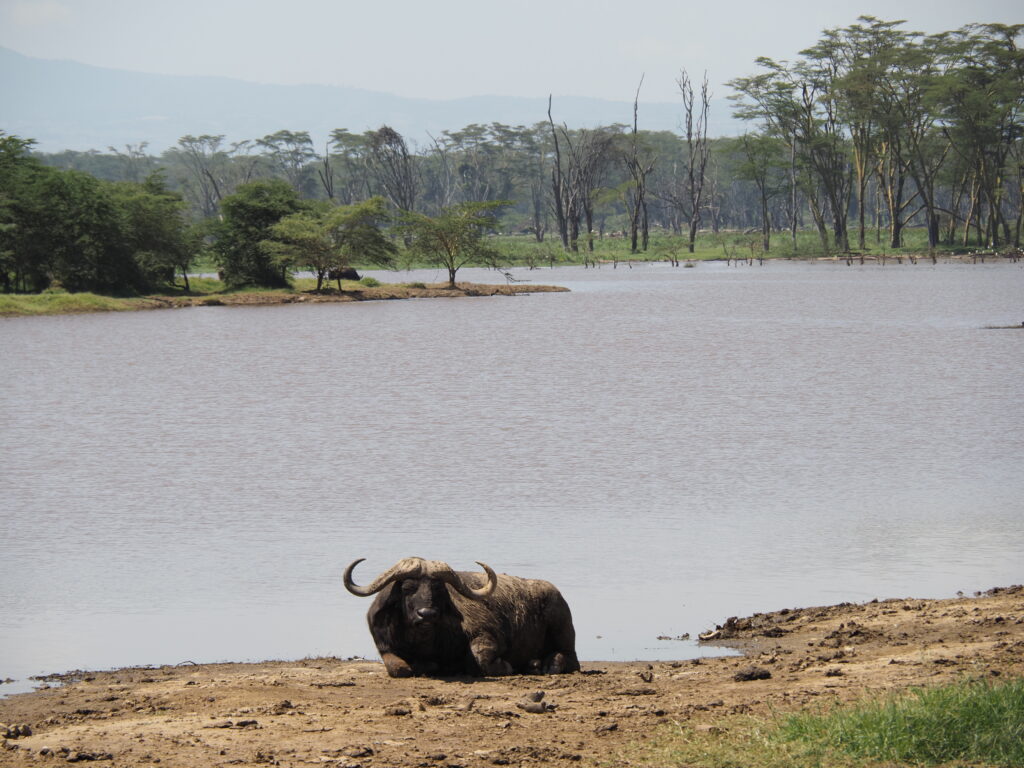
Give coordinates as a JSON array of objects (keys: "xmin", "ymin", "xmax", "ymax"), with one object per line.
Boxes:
[{"xmin": 2, "ymin": 260, "xmax": 1022, "ymax": 696}]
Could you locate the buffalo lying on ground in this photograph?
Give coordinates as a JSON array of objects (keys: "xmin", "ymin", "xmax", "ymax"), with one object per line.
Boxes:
[
  {"xmin": 344, "ymin": 557, "xmax": 580, "ymax": 678},
  {"xmin": 328, "ymin": 267, "xmax": 360, "ymax": 288}
]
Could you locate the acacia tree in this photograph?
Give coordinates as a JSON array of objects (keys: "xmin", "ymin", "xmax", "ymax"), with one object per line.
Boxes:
[
  {"xmin": 171, "ymin": 134, "xmax": 228, "ymax": 218},
  {"xmin": 403, "ymin": 201, "xmax": 506, "ymax": 288},
  {"xmin": 731, "ymin": 55, "xmax": 852, "ymax": 253},
  {"xmin": 110, "ymin": 171, "xmax": 197, "ymax": 290},
  {"xmin": 939, "ymin": 24, "xmax": 1024, "ymax": 247},
  {"xmin": 366, "ymin": 125, "xmax": 419, "ymax": 214},
  {"xmin": 214, "ymin": 179, "xmax": 302, "ymax": 288},
  {"xmin": 737, "ymin": 132, "xmax": 786, "ymax": 251},
  {"xmin": 257, "ymin": 130, "xmax": 316, "ymax": 192},
  {"xmin": 265, "ymin": 196, "xmax": 397, "ymax": 290},
  {"xmin": 872, "ymin": 37, "xmax": 920, "ymax": 249},
  {"xmin": 107, "ymin": 142, "xmax": 152, "ymax": 183},
  {"xmin": 327, "ymin": 129, "xmax": 374, "ymax": 204}
]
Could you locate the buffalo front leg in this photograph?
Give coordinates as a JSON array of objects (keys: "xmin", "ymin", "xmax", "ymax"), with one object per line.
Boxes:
[
  {"xmin": 469, "ymin": 635, "xmax": 513, "ymax": 676},
  {"xmin": 380, "ymin": 652, "xmax": 414, "ymax": 678}
]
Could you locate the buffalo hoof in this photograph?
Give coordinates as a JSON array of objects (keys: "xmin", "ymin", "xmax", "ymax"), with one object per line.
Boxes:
[
  {"xmin": 381, "ymin": 653, "xmax": 413, "ymax": 678},
  {"xmin": 544, "ymin": 653, "xmax": 567, "ymax": 674},
  {"xmin": 481, "ymin": 659, "xmax": 514, "ymax": 676}
]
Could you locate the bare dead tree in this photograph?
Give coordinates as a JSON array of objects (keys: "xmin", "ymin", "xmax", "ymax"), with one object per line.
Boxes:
[
  {"xmin": 548, "ymin": 98, "xmax": 615, "ymax": 260},
  {"xmin": 677, "ymin": 69, "xmax": 712, "ymax": 253},
  {"xmin": 318, "ymin": 142, "xmax": 335, "ymax": 200},
  {"xmin": 572, "ymin": 129, "xmax": 615, "ymax": 255},
  {"xmin": 548, "ymin": 96, "xmax": 569, "ymax": 249},
  {"xmin": 623, "ymin": 77, "xmax": 657, "ymax": 254}
]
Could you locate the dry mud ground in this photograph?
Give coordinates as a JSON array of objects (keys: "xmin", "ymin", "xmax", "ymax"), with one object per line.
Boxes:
[{"xmin": 1, "ymin": 587, "xmax": 1022, "ymax": 767}]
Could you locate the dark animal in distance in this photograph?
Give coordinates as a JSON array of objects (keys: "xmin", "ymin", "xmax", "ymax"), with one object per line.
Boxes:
[
  {"xmin": 328, "ymin": 267, "xmax": 360, "ymax": 289},
  {"xmin": 344, "ymin": 557, "xmax": 580, "ymax": 678}
]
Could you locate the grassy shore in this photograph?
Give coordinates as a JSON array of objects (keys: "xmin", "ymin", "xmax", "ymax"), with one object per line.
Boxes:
[
  {"xmin": 5, "ymin": 227, "xmax": 1019, "ymax": 318},
  {"xmin": 0, "ymin": 277, "xmax": 568, "ymax": 317}
]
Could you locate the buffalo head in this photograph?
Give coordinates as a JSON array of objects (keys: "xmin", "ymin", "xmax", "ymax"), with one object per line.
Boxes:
[{"xmin": 344, "ymin": 557, "xmax": 497, "ymax": 627}]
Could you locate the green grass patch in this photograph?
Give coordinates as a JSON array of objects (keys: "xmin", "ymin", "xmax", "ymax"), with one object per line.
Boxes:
[
  {"xmin": 0, "ymin": 292, "xmax": 142, "ymax": 316},
  {"xmin": 637, "ymin": 677, "xmax": 1024, "ymax": 768},
  {"xmin": 780, "ymin": 676, "xmax": 1024, "ymax": 767}
]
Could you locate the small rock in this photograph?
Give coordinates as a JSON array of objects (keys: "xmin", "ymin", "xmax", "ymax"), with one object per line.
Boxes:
[
  {"xmin": 695, "ymin": 724, "xmax": 727, "ymax": 735},
  {"xmin": 516, "ymin": 701, "xmax": 554, "ymax": 714},
  {"xmin": 516, "ymin": 691, "xmax": 556, "ymax": 713},
  {"xmin": 384, "ymin": 705, "xmax": 411, "ymax": 717},
  {"xmin": 340, "ymin": 746, "xmax": 373, "ymax": 758},
  {"xmin": 594, "ymin": 722, "xmax": 618, "ymax": 734},
  {"xmin": 733, "ymin": 666, "xmax": 772, "ymax": 682},
  {"xmin": 615, "ymin": 687, "xmax": 657, "ymax": 696}
]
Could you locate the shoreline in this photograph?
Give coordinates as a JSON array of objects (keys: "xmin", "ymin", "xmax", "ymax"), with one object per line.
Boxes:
[
  {"xmin": 0, "ymin": 282, "xmax": 570, "ymax": 318},
  {"xmin": 3, "ymin": 253, "xmax": 1022, "ymax": 317},
  {"xmin": 1, "ymin": 587, "xmax": 1020, "ymax": 766}
]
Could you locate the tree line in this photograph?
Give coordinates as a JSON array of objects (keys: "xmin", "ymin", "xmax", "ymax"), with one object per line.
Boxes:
[{"xmin": 3, "ymin": 17, "xmax": 1021, "ymax": 295}]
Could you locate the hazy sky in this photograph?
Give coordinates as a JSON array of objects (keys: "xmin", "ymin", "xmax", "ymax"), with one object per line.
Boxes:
[{"xmin": 1, "ymin": 0, "xmax": 1020, "ymax": 103}]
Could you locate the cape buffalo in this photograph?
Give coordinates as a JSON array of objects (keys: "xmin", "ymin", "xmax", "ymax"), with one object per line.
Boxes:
[
  {"xmin": 328, "ymin": 267, "xmax": 360, "ymax": 288},
  {"xmin": 344, "ymin": 557, "xmax": 580, "ymax": 678}
]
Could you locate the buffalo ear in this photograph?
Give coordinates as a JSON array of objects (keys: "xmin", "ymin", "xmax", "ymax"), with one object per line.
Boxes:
[{"xmin": 381, "ymin": 581, "xmax": 401, "ymax": 606}]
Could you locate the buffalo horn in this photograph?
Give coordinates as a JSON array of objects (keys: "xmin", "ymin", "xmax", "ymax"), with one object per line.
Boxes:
[
  {"xmin": 343, "ymin": 558, "xmax": 415, "ymax": 597},
  {"xmin": 343, "ymin": 557, "xmax": 498, "ymax": 600},
  {"xmin": 445, "ymin": 561, "xmax": 498, "ymax": 600}
]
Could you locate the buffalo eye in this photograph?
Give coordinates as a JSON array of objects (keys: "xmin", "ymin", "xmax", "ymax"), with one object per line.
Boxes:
[{"xmin": 401, "ymin": 580, "xmax": 419, "ymax": 594}]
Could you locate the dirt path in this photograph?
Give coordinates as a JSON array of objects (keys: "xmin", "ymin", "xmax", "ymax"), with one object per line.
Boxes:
[{"xmin": 2, "ymin": 587, "xmax": 1021, "ymax": 767}]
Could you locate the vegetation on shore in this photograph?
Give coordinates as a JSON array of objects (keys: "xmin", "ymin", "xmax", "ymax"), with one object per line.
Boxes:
[
  {"xmin": 639, "ymin": 676, "xmax": 1024, "ymax": 768},
  {"xmin": 3, "ymin": 224, "xmax": 1016, "ymax": 318},
  {"xmin": 3, "ymin": 17, "xmax": 1021, "ymax": 302}
]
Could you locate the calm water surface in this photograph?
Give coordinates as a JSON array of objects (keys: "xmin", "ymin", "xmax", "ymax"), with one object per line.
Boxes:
[{"xmin": 2, "ymin": 261, "xmax": 1022, "ymax": 695}]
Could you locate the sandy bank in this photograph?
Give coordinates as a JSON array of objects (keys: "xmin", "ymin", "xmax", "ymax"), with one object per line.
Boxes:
[{"xmin": 1, "ymin": 587, "xmax": 1021, "ymax": 766}]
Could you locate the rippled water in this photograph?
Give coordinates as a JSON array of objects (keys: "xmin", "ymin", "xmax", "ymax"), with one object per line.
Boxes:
[{"xmin": 2, "ymin": 260, "xmax": 1022, "ymax": 695}]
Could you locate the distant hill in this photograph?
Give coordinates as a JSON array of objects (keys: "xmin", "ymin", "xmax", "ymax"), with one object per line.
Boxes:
[{"xmin": 0, "ymin": 47, "xmax": 742, "ymax": 153}]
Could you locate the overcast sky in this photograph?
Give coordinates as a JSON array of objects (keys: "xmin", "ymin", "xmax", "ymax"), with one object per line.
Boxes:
[{"xmin": 1, "ymin": 0, "xmax": 1020, "ymax": 103}]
